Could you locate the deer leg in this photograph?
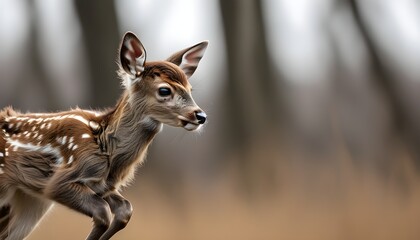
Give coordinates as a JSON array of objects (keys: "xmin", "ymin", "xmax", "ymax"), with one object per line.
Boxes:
[
  {"xmin": 0, "ymin": 186, "xmax": 13, "ymax": 239},
  {"xmin": 5, "ymin": 189, "xmax": 52, "ymax": 240},
  {"xmin": 99, "ymin": 192, "xmax": 133, "ymax": 240},
  {"xmin": 44, "ymin": 154, "xmax": 111, "ymax": 240},
  {"xmin": 48, "ymin": 182, "xmax": 112, "ymax": 240},
  {"xmin": 0, "ymin": 205, "xmax": 10, "ymax": 239}
]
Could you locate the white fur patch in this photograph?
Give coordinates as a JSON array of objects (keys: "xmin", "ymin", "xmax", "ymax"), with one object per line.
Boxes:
[
  {"xmin": 89, "ymin": 121, "xmax": 100, "ymax": 130},
  {"xmin": 68, "ymin": 155, "xmax": 74, "ymax": 164},
  {"xmin": 81, "ymin": 133, "xmax": 90, "ymax": 139},
  {"xmin": 12, "ymin": 145, "xmax": 18, "ymax": 151},
  {"xmin": 7, "ymin": 140, "xmax": 63, "ymax": 164},
  {"xmin": 57, "ymin": 136, "xmax": 67, "ymax": 145},
  {"xmin": 183, "ymin": 122, "xmax": 201, "ymax": 131},
  {"xmin": 66, "ymin": 115, "xmax": 89, "ymax": 126},
  {"xmin": 0, "ymin": 152, "xmax": 4, "ymax": 157},
  {"xmin": 41, "ymin": 114, "xmax": 90, "ymax": 127}
]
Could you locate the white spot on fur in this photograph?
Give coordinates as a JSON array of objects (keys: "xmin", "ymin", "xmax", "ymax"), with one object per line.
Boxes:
[
  {"xmin": 66, "ymin": 115, "xmax": 89, "ymax": 126},
  {"xmin": 68, "ymin": 142, "xmax": 74, "ymax": 150},
  {"xmin": 0, "ymin": 152, "xmax": 3, "ymax": 157},
  {"xmin": 37, "ymin": 134, "xmax": 43, "ymax": 141},
  {"xmin": 40, "ymin": 123, "xmax": 46, "ymax": 129},
  {"xmin": 46, "ymin": 122, "xmax": 52, "ymax": 129},
  {"xmin": 69, "ymin": 136, "xmax": 74, "ymax": 143},
  {"xmin": 8, "ymin": 123, "xmax": 14, "ymax": 129},
  {"xmin": 0, "ymin": 169, "xmax": 3, "ymax": 174},
  {"xmin": 16, "ymin": 122, "xmax": 22, "ymax": 128},
  {"xmin": 89, "ymin": 121, "xmax": 100, "ymax": 130},
  {"xmin": 31, "ymin": 126, "xmax": 36, "ymax": 131},
  {"xmin": 57, "ymin": 136, "xmax": 67, "ymax": 145},
  {"xmin": 72, "ymin": 144, "xmax": 78, "ymax": 150},
  {"xmin": 81, "ymin": 133, "xmax": 90, "ymax": 139},
  {"xmin": 68, "ymin": 155, "xmax": 74, "ymax": 164}
]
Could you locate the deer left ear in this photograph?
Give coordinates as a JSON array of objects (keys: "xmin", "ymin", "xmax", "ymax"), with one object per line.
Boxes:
[
  {"xmin": 167, "ymin": 41, "xmax": 208, "ymax": 78},
  {"xmin": 119, "ymin": 32, "xmax": 146, "ymax": 79}
]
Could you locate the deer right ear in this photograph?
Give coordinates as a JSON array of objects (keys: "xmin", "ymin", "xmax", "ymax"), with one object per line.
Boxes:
[{"xmin": 119, "ymin": 32, "xmax": 147, "ymax": 79}]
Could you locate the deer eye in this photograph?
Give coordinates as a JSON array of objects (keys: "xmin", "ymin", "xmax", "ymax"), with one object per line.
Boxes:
[{"xmin": 158, "ymin": 87, "xmax": 171, "ymax": 97}]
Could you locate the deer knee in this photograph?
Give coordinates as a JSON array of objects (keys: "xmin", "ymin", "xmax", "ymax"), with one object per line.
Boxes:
[
  {"xmin": 92, "ymin": 203, "xmax": 112, "ymax": 229},
  {"xmin": 115, "ymin": 200, "xmax": 133, "ymax": 228}
]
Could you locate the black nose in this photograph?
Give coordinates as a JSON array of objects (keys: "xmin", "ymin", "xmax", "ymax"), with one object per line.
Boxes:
[{"xmin": 195, "ymin": 111, "xmax": 207, "ymax": 124}]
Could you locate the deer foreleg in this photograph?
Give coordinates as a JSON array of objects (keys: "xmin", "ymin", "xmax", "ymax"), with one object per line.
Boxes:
[
  {"xmin": 99, "ymin": 192, "xmax": 133, "ymax": 240},
  {"xmin": 0, "ymin": 205, "xmax": 10, "ymax": 239},
  {"xmin": 47, "ymin": 182, "xmax": 112, "ymax": 240}
]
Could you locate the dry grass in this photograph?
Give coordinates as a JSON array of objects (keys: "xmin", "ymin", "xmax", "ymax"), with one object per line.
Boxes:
[{"xmin": 28, "ymin": 147, "xmax": 420, "ymax": 240}]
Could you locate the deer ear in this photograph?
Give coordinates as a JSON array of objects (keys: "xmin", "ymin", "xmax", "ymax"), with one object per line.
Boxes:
[
  {"xmin": 167, "ymin": 41, "xmax": 208, "ymax": 78},
  {"xmin": 119, "ymin": 32, "xmax": 146, "ymax": 78}
]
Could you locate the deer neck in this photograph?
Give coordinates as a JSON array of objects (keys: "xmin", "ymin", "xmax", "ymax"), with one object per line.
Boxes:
[{"xmin": 103, "ymin": 92, "xmax": 161, "ymax": 186}]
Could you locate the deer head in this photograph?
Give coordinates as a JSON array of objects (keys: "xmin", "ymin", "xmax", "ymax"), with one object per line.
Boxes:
[{"xmin": 118, "ymin": 32, "xmax": 208, "ymax": 131}]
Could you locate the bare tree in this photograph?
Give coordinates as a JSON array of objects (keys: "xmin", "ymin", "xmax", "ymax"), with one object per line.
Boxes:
[
  {"xmin": 219, "ymin": 0, "xmax": 283, "ymax": 148},
  {"xmin": 219, "ymin": 0, "xmax": 284, "ymax": 192},
  {"xmin": 345, "ymin": 0, "xmax": 420, "ymax": 165},
  {"xmin": 74, "ymin": 0, "xmax": 120, "ymax": 108},
  {"xmin": 10, "ymin": 0, "xmax": 60, "ymax": 111}
]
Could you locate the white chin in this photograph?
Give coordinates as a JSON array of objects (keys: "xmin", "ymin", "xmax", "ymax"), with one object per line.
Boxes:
[{"xmin": 183, "ymin": 123, "xmax": 201, "ymax": 131}]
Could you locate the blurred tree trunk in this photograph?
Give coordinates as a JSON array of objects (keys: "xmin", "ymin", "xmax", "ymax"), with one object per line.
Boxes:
[
  {"xmin": 347, "ymin": 0, "xmax": 403, "ymax": 130},
  {"xmin": 219, "ymin": 0, "xmax": 283, "ymax": 192},
  {"xmin": 12, "ymin": 0, "xmax": 59, "ymax": 111},
  {"xmin": 74, "ymin": 0, "xmax": 120, "ymax": 108},
  {"xmin": 344, "ymin": 0, "xmax": 420, "ymax": 165},
  {"xmin": 219, "ymin": 0, "xmax": 282, "ymax": 147}
]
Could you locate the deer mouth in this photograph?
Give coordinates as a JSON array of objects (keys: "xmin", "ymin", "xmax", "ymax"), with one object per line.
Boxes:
[{"xmin": 178, "ymin": 116, "xmax": 200, "ymax": 131}]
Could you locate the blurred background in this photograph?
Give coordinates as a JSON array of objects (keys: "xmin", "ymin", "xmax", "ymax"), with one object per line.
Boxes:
[{"xmin": 1, "ymin": 0, "xmax": 420, "ymax": 239}]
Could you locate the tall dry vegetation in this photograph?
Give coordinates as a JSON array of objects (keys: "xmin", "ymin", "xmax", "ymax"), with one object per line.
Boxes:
[{"xmin": 29, "ymin": 141, "xmax": 420, "ymax": 240}]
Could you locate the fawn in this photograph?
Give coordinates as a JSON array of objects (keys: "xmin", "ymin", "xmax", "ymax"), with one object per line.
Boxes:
[{"xmin": 0, "ymin": 32, "xmax": 208, "ymax": 240}]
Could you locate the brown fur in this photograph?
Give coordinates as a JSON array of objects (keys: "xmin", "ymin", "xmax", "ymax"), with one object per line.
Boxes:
[{"xmin": 0, "ymin": 32, "xmax": 207, "ymax": 240}]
